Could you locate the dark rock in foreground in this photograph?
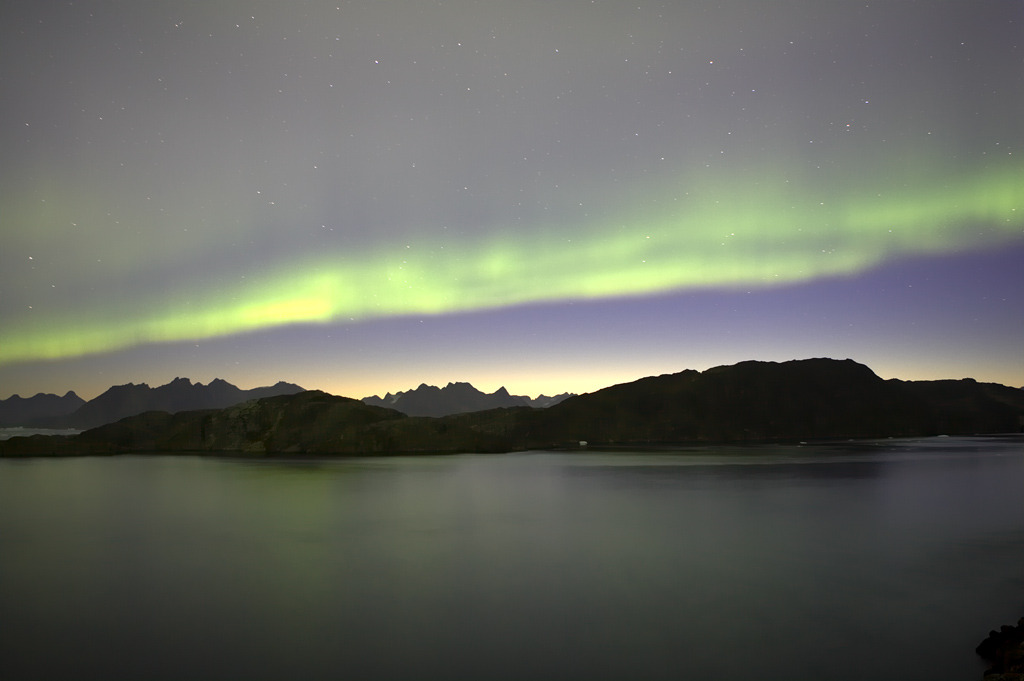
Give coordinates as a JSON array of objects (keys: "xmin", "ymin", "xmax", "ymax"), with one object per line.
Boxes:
[
  {"xmin": 2, "ymin": 358, "xmax": 1022, "ymax": 457},
  {"xmin": 977, "ymin": 617, "xmax": 1024, "ymax": 679}
]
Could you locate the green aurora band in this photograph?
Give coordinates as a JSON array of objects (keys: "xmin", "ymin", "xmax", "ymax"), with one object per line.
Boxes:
[{"xmin": 3, "ymin": 162, "xmax": 1022, "ymax": 365}]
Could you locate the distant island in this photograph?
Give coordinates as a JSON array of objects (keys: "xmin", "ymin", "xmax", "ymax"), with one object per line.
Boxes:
[{"xmin": 1, "ymin": 358, "xmax": 1022, "ymax": 457}]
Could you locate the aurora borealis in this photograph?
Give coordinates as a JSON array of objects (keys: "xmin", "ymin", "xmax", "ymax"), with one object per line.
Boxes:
[{"xmin": 2, "ymin": 1, "xmax": 1022, "ymax": 400}]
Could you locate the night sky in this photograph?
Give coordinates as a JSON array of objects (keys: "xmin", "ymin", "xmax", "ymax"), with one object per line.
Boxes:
[{"xmin": 2, "ymin": 1, "xmax": 1022, "ymax": 401}]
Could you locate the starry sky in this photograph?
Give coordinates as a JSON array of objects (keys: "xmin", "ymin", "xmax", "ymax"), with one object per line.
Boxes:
[{"xmin": 2, "ymin": 1, "xmax": 1022, "ymax": 401}]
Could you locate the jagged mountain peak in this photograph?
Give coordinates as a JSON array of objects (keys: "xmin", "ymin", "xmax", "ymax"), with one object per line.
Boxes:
[
  {"xmin": 362, "ymin": 381, "xmax": 571, "ymax": 417},
  {"xmin": 9, "ymin": 378, "xmax": 304, "ymax": 430}
]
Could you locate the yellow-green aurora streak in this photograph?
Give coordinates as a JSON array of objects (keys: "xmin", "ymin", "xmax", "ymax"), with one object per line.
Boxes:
[{"xmin": 3, "ymin": 163, "xmax": 1022, "ymax": 365}]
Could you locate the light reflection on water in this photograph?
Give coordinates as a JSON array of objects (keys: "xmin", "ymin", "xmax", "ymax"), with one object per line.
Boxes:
[{"xmin": 1, "ymin": 435, "xmax": 1022, "ymax": 680}]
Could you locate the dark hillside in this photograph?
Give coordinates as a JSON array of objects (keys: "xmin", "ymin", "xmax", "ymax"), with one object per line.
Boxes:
[{"xmin": 522, "ymin": 359, "xmax": 937, "ymax": 446}]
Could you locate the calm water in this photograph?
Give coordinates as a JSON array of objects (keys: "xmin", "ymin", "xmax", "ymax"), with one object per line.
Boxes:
[{"xmin": 1, "ymin": 436, "xmax": 1022, "ymax": 680}]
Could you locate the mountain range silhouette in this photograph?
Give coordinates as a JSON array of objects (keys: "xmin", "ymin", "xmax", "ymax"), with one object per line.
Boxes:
[
  {"xmin": 362, "ymin": 382, "xmax": 572, "ymax": 417},
  {"xmin": 0, "ymin": 378, "xmax": 571, "ymax": 429},
  {"xmin": 0, "ymin": 378, "xmax": 304, "ymax": 429},
  {"xmin": 2, "ymin": 358, "xmax": 1022, "ymax": 457}
]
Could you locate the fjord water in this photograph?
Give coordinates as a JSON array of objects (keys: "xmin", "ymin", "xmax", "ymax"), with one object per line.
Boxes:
[{"xmin": 1, "ymin": 437, "xmax": 1022, "ymax": 680}]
